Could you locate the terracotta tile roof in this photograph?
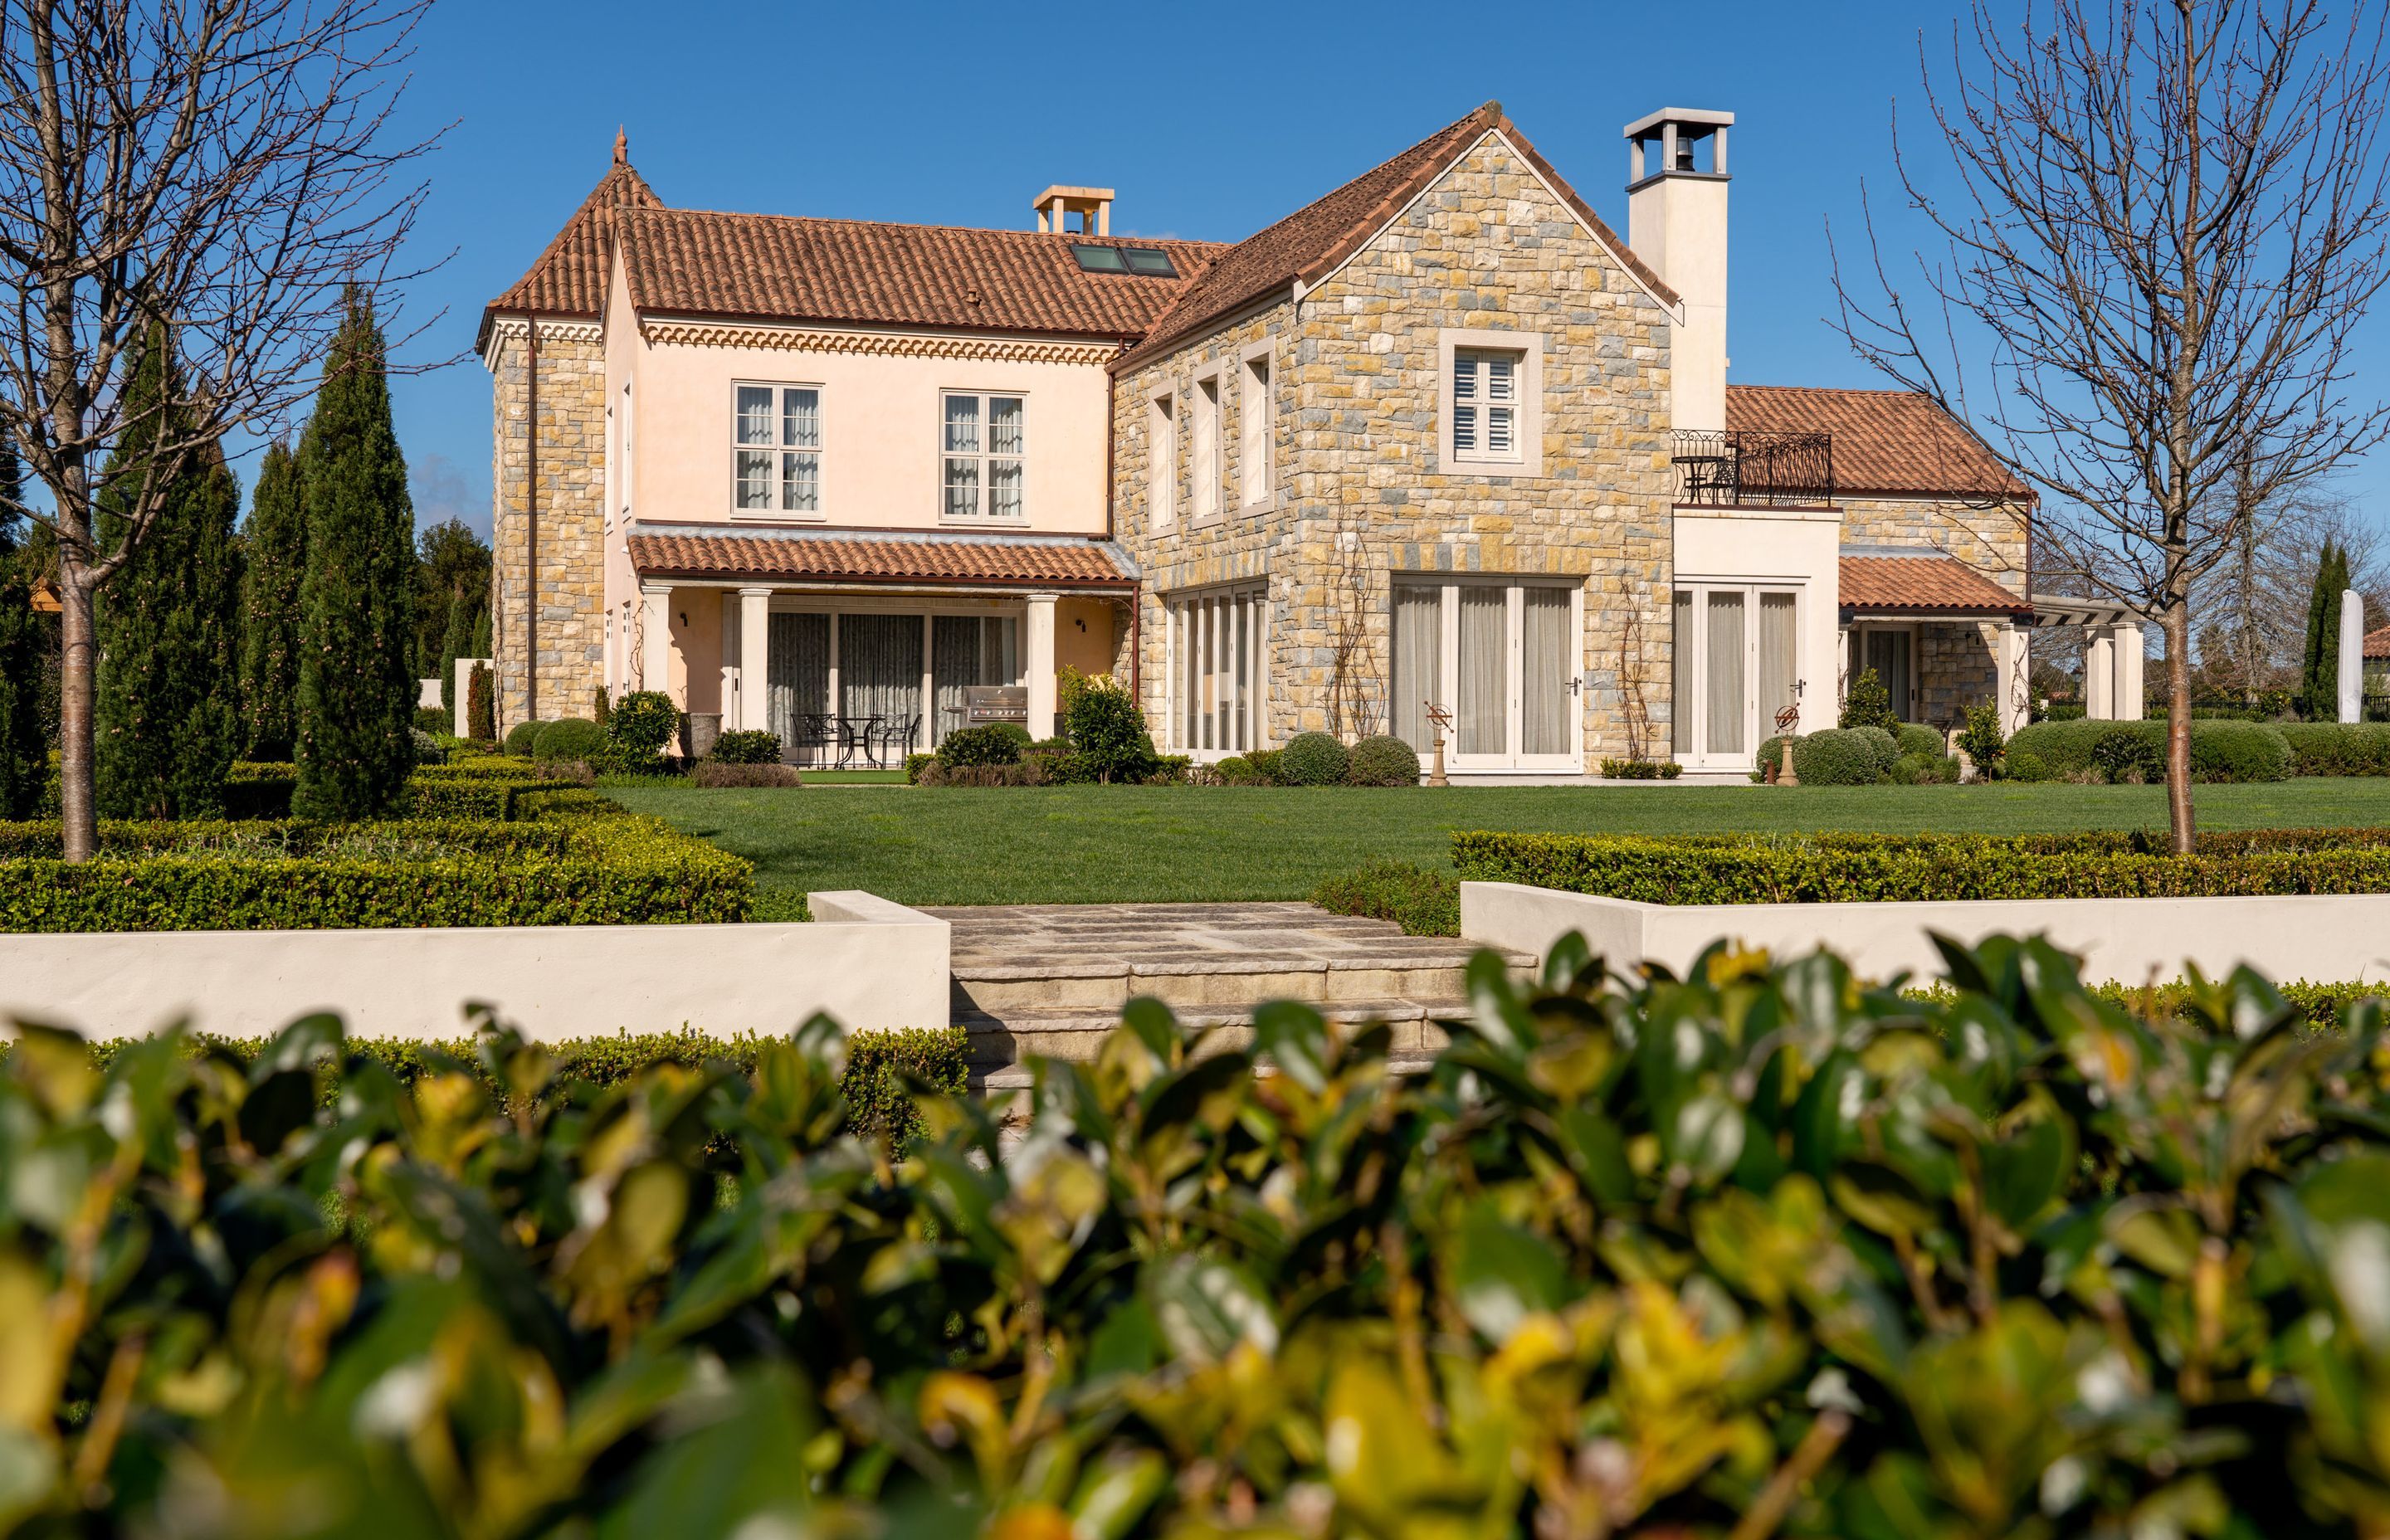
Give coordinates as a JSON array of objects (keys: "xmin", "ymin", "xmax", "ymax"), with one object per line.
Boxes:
[
  {"xmin": 613, "ymin": 208, "xmax": 1220, "ymax": 339},
  {"xmin": 1115, "ymin": 101, "xmax": 1679, "ymax": 371},
  {"xmin": 627, "ymin": 529, "xmax": 1135, "ymax": 588},
  {"xmin": 1840, "ymin": 553, "xmax": 2032, "ymax": 616},
  {"xmin": 482, "ymin": 154, "xmax": 661, "ymax": 329},
  {"xmin": 2366, "ymin": 623, "xmax": 2389, "ymax": 660},
  {"xmin": 1728, "ymin": 385, "xmax": 2032, "ymax": 502}
]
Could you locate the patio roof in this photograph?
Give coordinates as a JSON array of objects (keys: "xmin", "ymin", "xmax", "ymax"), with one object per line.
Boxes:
[
  {"xmin": 626, "ymin": 526, "xmax": 1139, "ymax": 590},
  {"xmin": 1837, "ymin": 550, "xmax": 2032, "ymax": 619}
]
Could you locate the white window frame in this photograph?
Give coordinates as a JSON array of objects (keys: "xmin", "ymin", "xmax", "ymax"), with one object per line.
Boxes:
[
  {"xmin": 941, "ymin": 389, "xmax": 1027, "ymax": 524},
  {"xmin": 1396, "ymin": 576, "xmax": 1582, "ymax": 772},
  {"xmin": 1239, "ymin": 341, "xmax": 1275, "ymax": 512},
  {"xmin": 1436, "ymin": 329, "xmax": 1544, "ymax": 477},
  {"xmin": 756, "ymin": 595, "xmax": 1032, "ymax": 759},
  {"xmin": 731, "ymin": 381, "xmax": 823, "ymax": 520},
  {"xmin": 1191, "ymin": 368, "xmax": 1223, "ymax": 524},
  {"xmin": 1148, "ymin": 389, "xmax": 1178, "ymax": 530},
  {"xmin": 1163, "ymin": 582, "xmax": 1269, "ymax": 761},
  {"xmin": 1671, "ymin": 580, "xmax": 1807, "ymax": 768}
]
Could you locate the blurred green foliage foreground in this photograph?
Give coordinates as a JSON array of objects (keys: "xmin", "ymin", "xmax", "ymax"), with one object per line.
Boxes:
[{"xmin": 8, "ymin": 934, "xmax": 2390, "ymax": 1539}]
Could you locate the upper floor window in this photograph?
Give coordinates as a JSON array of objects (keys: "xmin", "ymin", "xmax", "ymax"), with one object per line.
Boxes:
[
  {"xmin": 1149, "ymin": 391, "xmax": 1177, "ymax": 529},
  {"xmin": 943, "ymin": 392, "xmax": 1025, "ymax": 521},
  {"xmin": 1239, "ymin": 350, "xmax": 1272, "ymax": 508},
  {"xmin": 734, "ymin": 383, "xmax": 821, "ymax": 514},
  {"xmin": 1451, "ymin": 350, "xmax": 1519, "ymax": 461},
  {"xmin": 1192, "ymin": 373, "xmax": 1222, "ymax": 522}
]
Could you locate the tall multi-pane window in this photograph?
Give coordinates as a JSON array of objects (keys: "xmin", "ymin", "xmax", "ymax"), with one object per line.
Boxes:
[
  {"xmin": 1450, "ymin": 349, "xmax": 1520, "ymax": 463},
  {"xmin": 1239, "ymin": 353, "xmax": 1271, "ymax": 507},
  {"xmin": 943, "ymin": 392, "xmax": 1026, "ymax": 520},
  {"xmin": 1192, "ymin": 374, "xmax": 1221, "ymax": 521},
  {"xmin": 1389, "ymin": 578, "xmax": 1580, "ymax": 771},
  {"xmin": 1167, "ymin": 585, "xmax": 1266, "ymax": 758},
  {"xmin": 733, "ymin": 383, "xmax": 820, "ymax": 514},
  {"xmin": 1149, "ymin": 392, "xmax": 1177, "ymax": 527}
]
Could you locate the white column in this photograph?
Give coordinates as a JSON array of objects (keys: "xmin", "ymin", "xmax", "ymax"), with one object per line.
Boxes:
[
  {"xmin": 640, "ymin": 583, "xmax": 671, "ymax": 697},
  {"xmin": 2340, "ymin": 589, "xmax": 2367, "ymax": 724},
  {"xmin": 1998, "ymin": 622, "xmax": 2030, "ymax": 735},
  {"xmin": 739, "ymin": 587, "xmax": 772, "ymax": 731},
  {"xmin": 2085, "ymin": 626, "xmax": 2116, "ymax": 719},
  {"xmin": 2114, "ymin": 621, "xmax": 2145, "ymax": 722},
  {"xmin": 1026, "ymin": 593, "xmax": 1059, "ymax": 739}
]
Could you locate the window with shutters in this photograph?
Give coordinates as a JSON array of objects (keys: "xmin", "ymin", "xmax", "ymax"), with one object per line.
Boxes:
[{"xmin": 1436, "ymin": 329, "xmax": 1544, "ymax": 476}]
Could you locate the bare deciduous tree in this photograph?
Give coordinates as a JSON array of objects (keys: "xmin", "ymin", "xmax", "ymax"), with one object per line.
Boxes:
[
  {"xmin": 0, "ymin": 0, "xmax": 443, "ymax": 860},
  {"xmin": 1832, "ymin": 0, "xmax": 2390, "ymax": 849}
]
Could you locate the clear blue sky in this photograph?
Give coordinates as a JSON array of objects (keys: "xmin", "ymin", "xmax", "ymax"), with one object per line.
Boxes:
[{"xmin": 368, "ymin": 0, "xmax": 2390, "ymax": 545}]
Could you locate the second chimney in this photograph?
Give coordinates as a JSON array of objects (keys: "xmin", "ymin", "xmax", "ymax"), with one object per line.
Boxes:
[
  {"xmin": 1032, "ymin": 186, "xmax": 1114, "ymax": 236},
  {"xmin": 1623, "ymin": 108, "xmax": 1732, "ymax": 433}
]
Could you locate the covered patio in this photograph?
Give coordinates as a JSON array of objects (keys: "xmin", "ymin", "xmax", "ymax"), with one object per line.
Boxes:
[
  {"xmin": 1836, "ymin": 548, "xmax": 2036, "ymax": 733},
  {"xmin": 622, "ymin": 529, "xmax": 1135, "ymax": 763}
]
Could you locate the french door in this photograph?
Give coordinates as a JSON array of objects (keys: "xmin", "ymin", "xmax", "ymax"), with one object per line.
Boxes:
[
  {"xmin": 1392, "ymin": 578, "xmax": 1582, "ymax": 772},
  {"xmin": 1848, "ymin": 626, "xmax": 1918, "ymax": 722},
  {"xmin": 1165, "ymin": 585, "xmax": 1266, "ymax": 758},
  {"xmin": 1672, "ymin": 584, "xmax": 1800, "ymax": 767}
]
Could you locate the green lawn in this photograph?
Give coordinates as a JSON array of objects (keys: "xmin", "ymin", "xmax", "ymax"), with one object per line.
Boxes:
[{"xmin": 607, "ymin": 778, "xmax": 2390, "ymax": 908}]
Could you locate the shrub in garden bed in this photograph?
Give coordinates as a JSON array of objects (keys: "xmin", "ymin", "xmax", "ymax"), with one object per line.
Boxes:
[
  {"xmin": 532, "ymin": 716, "xmax": 607, "ymax": 763},
  {"xmin": 1756, "ymin": 725, "xmax": 1900, "ymax": 785},
  {"xmin": 0, "ymin": 813, "xmax": 751, "ymax": 930},
  {"xmin": 1598, "ymin": 756, "xmax": 1682, "ymax": 778},
  {"xmin": 707, "ymin": 728, "xmax": 784, "ymax": 765},
  {"xmin": 1451, "ymin": 825, "xmax": 2390, "ymax": 904},
  {"xmin": 604, "ymin": 689, "xmax": 682, "ymax": 768},
  {"xmin": 2279, "ymin": 721, "xmax": 2390, "ymax": 776},
  {"xmin": 1277, "ymin": 729, "xmax": 1349, "ymax": 785},
  {"xmin": 1310, "ymin": 858, "xmax": 1458, "ymax": 935},
  {"xmin": 1345, "ymin": 733, "xmax": 1422, "ymax": 786},
  {"xmin": 936, "ymin": 722, "xmax": 1030, "ymax": 767},
  {"xmin": 1895, "ymin": 719, "xmax": 1944, "ymax": 758},
  {"xmin": 2005, "ymin": 717, "xmax": 2291, "ymax": 782},
  {"xmin": 690, "ymin": 761, "xmax": 804, "ymax": 788},
  {"xmin": 12, "ymin": 939, "xmax": 2390, "ymax": 1536},
  {"xmin": 501, "ymin": 719, "xmax": 546, "ymax": 756}
]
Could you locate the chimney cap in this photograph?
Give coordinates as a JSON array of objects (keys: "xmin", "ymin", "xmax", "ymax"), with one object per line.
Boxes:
[
  {"xmin": 1031, "ymin": 185, "xmax": 1115, "ymax": 208},
  {"xmin": 1622, "ymin": 106, "xmax": 1734, "ymax": 139}
]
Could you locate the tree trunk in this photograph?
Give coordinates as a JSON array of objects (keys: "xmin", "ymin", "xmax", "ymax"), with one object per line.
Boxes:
[
  {"xmin": 57, "ymin": 565, "xmax": 96, "ymax": 860},
  {"xmin": 2163, "ymin": 599, "xmax": 2195, "ymax": 855}
]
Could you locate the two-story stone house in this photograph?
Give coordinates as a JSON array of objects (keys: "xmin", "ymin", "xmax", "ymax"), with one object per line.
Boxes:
[{"xmin": 480, "ymin": 105, "xmax": 2102, "ymax": 777}]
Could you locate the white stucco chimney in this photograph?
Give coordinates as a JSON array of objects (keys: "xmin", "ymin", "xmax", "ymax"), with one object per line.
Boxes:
[{"xmin": 1624, "ymin": 108, "xmax": 1733, "ymax": 433}]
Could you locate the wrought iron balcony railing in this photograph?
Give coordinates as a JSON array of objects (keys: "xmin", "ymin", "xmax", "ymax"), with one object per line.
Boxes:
[{"xmin": 1672, "ymin": 429, "xmax": 1835, "ymax": 507}]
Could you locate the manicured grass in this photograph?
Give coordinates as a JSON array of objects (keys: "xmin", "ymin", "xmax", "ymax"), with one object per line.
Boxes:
[
  {"xmin": 606, "ymin": 777, "xmax": 2390, "ymax": 908},
  {"xmin": 797, "ymin": 769, "xmax": 909, "ymax": 785}
]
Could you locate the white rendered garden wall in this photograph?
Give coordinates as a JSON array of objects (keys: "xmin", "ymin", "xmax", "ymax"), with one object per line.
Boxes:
[
  {"xmin": 1461, "ymin": 882, "xmax": 2390, "ymax": 985},
  {"xmin": 0, "ymin": 891, "xmax": 947, "ymax": 1040}
]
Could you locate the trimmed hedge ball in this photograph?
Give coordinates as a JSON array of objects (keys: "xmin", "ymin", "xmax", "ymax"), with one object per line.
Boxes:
[
  {"xmin": 709, "ymin": 729, "xmax": 783, "ymax": 766},
  {"xmin": 1346, "ymin": 734, "xmax": 1422, "ymax": 787},
  {"xmin": 1896, "ymin": 721, "xmax": 1945, "ymax": 758},
  {"xmin": 503, "ymin": 720, "xmax": 548, "ymax": 758},
  {"xmin": 533, "ymin": 718, "xmax": 608, "ymax": 763},
  {"xmin": 1278, "ymin": 732, "xmax": 1351, "ymax": 787}
]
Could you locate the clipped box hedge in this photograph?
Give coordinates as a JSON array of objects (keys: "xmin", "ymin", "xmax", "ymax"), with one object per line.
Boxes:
[
  {"xmin": 223, "ymin": 758, "xmax": 580, "ymax": 820},
  {"xmin": 2278, "ymin": 721, "xmax": 2390, "ymax": 776},
  {"xmin": 2003, "ymin": 717, "xmax": 2291, "ymax": 782},
  {"xmin": 1451, "ymin": 825, "xmax": 2390, "ymax": 904},
  {"xmin": 0, "ymin": 814, "xmax": 753, "ymax": 931}
]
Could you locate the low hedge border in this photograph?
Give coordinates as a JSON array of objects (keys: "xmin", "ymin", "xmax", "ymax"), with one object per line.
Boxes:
[
  {"xmin": 1450, "ymin": 826, "xmax": 2390, "ymax": 904},
  {"xmin": 2279, "ymin": 721, "xmax": 2390, "ymax": 776},
  {"xmin": 225, "ymin": 758, "xmax": 581, "ymax": 821},
  {"xmin": 0, "ymin": 814, "xmax": 753, "ymax": 931},
  {"xmin": 2004, "ymin": 718, "xmax": 2292, "ymax": 782},
  {"xmin": 20, "ymin": 1025, "xmax": 966, "ymax": 1143}
]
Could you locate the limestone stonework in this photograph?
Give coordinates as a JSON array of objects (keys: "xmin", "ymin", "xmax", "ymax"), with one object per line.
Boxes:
[
  {"xmin": 1839, "ymin": 495, "xmax": 2030, "ymax": 727},
  {"xmin": 489, "ymin": 327, "xmax": 607, "ymax": 730},
  {"xmin": 1114, "ymin": 134, "xmax": 1675, "ymax": 762}
]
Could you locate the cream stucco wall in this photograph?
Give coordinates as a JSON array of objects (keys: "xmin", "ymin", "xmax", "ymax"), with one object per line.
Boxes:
[{"xmin": 1671, "ymin": 507, "xmax": 1841, "ymax": 737}]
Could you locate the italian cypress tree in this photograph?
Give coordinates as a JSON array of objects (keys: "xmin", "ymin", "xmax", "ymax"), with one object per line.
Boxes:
[
  {"xmin": 238, "ymin": 441, "xmax": 305, "ymax": 759},
  {"xmin": 471, "ymin": 605, "xmax": 490, "ymax": 658},
  {"xmin": 0, "ymin": 441, "xmax": 46, "ymax": 817},
  {"xmin": 93, "ymin": 339, "xmax": 245, "ymax": 820},
  {"xmin": 295, "ymin": 290, "xmax": 416, "ymax": 819},
  {"xmin": 2300, "ymin": 540, "xmax": 2349, "ymax": 719}
]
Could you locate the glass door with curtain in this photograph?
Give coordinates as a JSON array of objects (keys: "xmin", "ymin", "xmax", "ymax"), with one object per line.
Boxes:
[
  {"xmin": 838, "ymin": 614, "xmax": 923, "ymax": 763},
  {"xmin": 1164, "ymin": 585, "xmax": 1266, "ymax": 758},
  {"xmin": 766, "ymin": 613, "xmax": 831, "ymax": 765},
  {"xmin": 931, "ymin": 615, "xmax": 1022, "ymax": 744},
  {"xmin": 1853, "ymin": 626, "xmax": 1917, "ymax": 722},
  {"xmin": 1393, "ymin": 578, "xmax": 1582, "ymax": 772},
  {"xmin": 1672, "ymin": 582, "xmax": 1802, "ymax": 768}
]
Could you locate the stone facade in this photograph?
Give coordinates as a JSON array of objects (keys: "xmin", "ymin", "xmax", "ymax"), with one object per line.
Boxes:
[
  {"xmin": 488, "ymin": 324, "xmax": 607, "ymax": 731},
  {"xmin": 1115, "ymin": 135, "xmax": 1676, "ymax": 763},
  {"xmin": 1841, "ymin": 495, "xmax": 2031, "ymax": 729}
]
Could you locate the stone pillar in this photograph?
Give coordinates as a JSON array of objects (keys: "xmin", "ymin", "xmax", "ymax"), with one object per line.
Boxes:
[
  {"xmin": 739, "ymin": 587, "xmax": 773, "ymax": 731},
  {"xmin": 2085, "ymin": 626, "xmax": 2115, "ymax": 719},
  {"xmin": 1026, "ymin": 593, "xmax": 1059, "ymax": 739},
  {"xmin": 1997, "ymin": 622, "xmax": 2030, "ymax": 734},
  {"xmin": 2341, "ymin": 589, "xmax": 2366, "ymax": 724},
  {"xmin": 640, "ymin": 583, "xmax": 671, "ymax": 699},
  {"xmin": 2114, "ymin": 621, "xmax": 2145, "ymax": 722}
]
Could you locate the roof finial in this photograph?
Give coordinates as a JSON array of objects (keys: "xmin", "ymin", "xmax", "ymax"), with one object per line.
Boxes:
[{"xmin": 613, "ymin": 125, "xmax": 627, "ymax": 166}]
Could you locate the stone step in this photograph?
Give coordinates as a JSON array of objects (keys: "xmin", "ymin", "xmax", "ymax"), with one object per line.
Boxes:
[{"xmin": 958, "ymin": 997, "xmax": 1466, "ymax": 1067}]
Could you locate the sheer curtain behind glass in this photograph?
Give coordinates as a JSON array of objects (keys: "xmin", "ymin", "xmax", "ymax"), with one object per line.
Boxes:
[
  {"xmin": 767, "ymin": 614, "xmax": 829, "ymax": 763},
  {"xmin": 1522, "ymin": 589, "xmax": 1570, "ymax": 756},
  {"xmin": 840, "ymin": 616, "xmax": 922, "ymax": 741},
  {"xmin": 1459, "ymin": 587, "xmax": 1508, "ymax": 756},
  {"xmin": 1705, "ymin": 592, "xmax": 1747, "ymax": 756},
  {"xmin": 1671, "ymin": 590, "xmax": 1694, "ymax": 754},
  {"xmin": 1758, "ymin": 593, "xmax": 1797, "ymax": 734},
  {"xmin": 1392, "ymin": 587, "xmax": 1442, "ymax": 754}
]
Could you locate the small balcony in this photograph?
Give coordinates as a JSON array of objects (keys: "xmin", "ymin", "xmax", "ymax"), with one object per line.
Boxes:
[{"xmin": 1672, "ymin": 429, "xmax": 1835, "ymax": 508}]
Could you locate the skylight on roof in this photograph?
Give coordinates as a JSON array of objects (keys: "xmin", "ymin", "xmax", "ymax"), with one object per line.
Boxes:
[{"xmin": 1071, "ymin": 242, "xmax": 1177, "ymax": 277}]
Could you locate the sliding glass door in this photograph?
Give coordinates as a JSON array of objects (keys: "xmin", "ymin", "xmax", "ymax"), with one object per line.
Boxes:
[
  {"xmin": 1391, "ymin": 578, "xmax": 1581, "ymax": 772},
  {"xmin": 1672, "ymin": 584, "xmax": 1801, "ymax": 767}
]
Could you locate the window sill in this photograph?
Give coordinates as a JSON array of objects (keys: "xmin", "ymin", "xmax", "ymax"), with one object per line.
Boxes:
[
  {"xmin": 1441, "ymin": 456, "xmax": 1542, "ymax": 480},
  {"xmin": 939, "ymin": 516, "xmax": 1031, "ymax": 530},
  {"xmin": 1237, "ymin": 494, "xmax": 1278, "ymax": 516},
  {"xmin": 729, "ymin": 509, "xmax": 828, "ymax": 524}
]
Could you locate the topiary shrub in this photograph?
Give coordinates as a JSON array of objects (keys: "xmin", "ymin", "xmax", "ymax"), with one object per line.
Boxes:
[
  {"xmin": 502, "ymin": 719, "xmax": 547, "ymax": 758},
  {"xmin": 605, "ymin": 690, "xmax": 681, "ymax": 767},
  {"xmin": 2007, "ymin": 749, "xmax": 2050, "ymax": 782},
  {"xmin": 708, "ymin": 729, "xmax": 783, "ymax": 766},
  {"xmin": 1213, "ymin": 755, "xmax": 1261, "ymax": 785},
  {"xmin": 533, "ymin": 718, "xmax": 607, "ymax": 764},
  {"xmin": 466, "ymin": 662, "xmax": 495, "ymax": 742},
  {"xmin": 1841, "ymin": 666, "xmax": 1899, "ymax": 732},
  {"xmin": 1346, "ymin": 734, "xmax": 1422, "ymax": 787},
  {"xmin": 1278, "ymin": 731, "xmax": 1349, "ymax": 787},
  {"xmin": 1895, "ymin": 720, "xmax": 1944, "ymax": 758},
  {"xmin": 1244, "ymin": 748, "xmax": 1285, "ymax": 785},
  {"xmin": 938, "ymin": 724, "xmax": 1027, "ymax": 768},
  {"xmin": 2279, "ymin": 722, "xmax": 2390, "ymax": 776},
  {"xmin": 414, "ymin": 704, "xmax": 450, "ymax": 737},
  {"xmin": 1778, "ymin": 727, "xmax": 1893, "ymax": 786},
  {"xmin": 1851, "ymin": 725, "xmax": 1901, "ymax": 778}
]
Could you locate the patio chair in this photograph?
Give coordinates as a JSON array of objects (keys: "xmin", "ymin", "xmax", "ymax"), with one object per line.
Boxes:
[
  {"xmin": 788, "ymin": 713, "xmax": 833, "ymax": 767},
  {"xmin": 871, "ymin": 715, "xmax": 919, "ymax": 769}
]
